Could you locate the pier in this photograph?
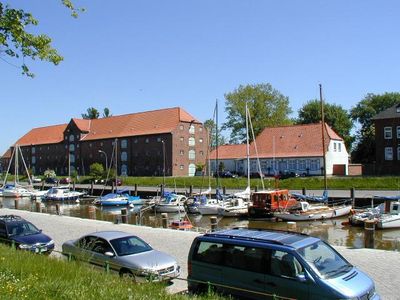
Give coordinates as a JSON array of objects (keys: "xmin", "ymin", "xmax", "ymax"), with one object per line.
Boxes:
[{"xmin": 0, "ymin": 207, "xmax": 398, "ymax": 299}]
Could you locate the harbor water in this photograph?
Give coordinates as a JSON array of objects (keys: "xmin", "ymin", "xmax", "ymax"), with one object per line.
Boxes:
[{"xmin": 1, "ymin": 196, "xmax": 399, "ymax": 252}]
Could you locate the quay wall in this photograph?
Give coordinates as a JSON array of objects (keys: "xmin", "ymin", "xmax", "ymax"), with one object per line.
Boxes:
[{"xmin": 0, "ymin": 208, "xmax": 399, "ymax": 299}]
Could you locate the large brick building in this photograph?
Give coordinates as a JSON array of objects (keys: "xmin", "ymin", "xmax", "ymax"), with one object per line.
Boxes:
[
  {"xmin": 372, "ymin": 103, "xmax": 400, "ymax": 175},
  {"xmin": 2, "ymin": 107, "xmax": 208, "ymax": 177},
  {"xmin": 209, "ymin": 123, "xmax": 349, "ymax": 176}
]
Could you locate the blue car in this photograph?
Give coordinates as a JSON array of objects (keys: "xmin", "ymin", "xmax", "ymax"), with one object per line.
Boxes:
[
  {"xmin": 0, "ymin": 215, "xmax": 54, "ymax": 254},
  {"xmin": 188, "ymin": 228, "xmax": 380, "ymax": 300}
]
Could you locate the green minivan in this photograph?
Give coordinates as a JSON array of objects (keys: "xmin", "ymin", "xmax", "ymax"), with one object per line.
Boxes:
[{"xmin": 188, "ymin": 228, "xmax": 379, "ymax": 300}]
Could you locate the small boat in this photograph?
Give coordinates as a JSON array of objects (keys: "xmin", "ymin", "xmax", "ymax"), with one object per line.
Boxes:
[
  {"xmin": 349, "ymin": 204, "xmax": 384, "ymax": 226},
  {"xmin": 42, "ymin": 186, "xmax": 84, "ymax": 201},
  {"xmin": 154, "ymin": 193, "xmax": 187, "ymax": 213},
  {"xmin": 2, "ymin": 184, "xmax": 32, "ymax": 198},
  {"xmin": 217, "ymin": 198, "xmax": 249, "ymax": 217},
  {"xmin": 169, "ymin": 219, "xmax": 193, "ymax": 230},
  {"xmin": 274, "ymin": 201, "xmax": 352, "ymax": 221},
  {"xmin": 93, "ymin": 190, "xmax": 143, "ymax": 206},
  {"xmin": 376, "ymin": 200, "xmax": 400, "ymax": 229}
]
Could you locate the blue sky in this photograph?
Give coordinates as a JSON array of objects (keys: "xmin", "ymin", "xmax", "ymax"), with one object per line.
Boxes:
[{"xmin": 1, "ymin": 0, "xmax": 400, "ymax": 155}]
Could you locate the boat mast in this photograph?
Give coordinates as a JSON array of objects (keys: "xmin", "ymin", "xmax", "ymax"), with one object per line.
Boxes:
[
  {"xmin": 115, "ymin": 138, "xmax": 118, "ymax": 191},
  {"xmin": 14, "ymin": 144, "xmax": 18, "ymax": 185},
  {"xmin": 215, "ymin": 99, "xmax": 219, "ymax": 190},
  {"xmin": 320, "ymin": 84, "xmax": 328, "ymax": 190},
  {"xmin": 245, "ymin": 101, "xmax": 250, "ymax": 188}
]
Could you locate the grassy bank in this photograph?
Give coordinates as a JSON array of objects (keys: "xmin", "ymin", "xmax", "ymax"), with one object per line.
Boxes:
[{"xmin": 0, "ymin": 245, "xmax": 223, "ymax": 300}]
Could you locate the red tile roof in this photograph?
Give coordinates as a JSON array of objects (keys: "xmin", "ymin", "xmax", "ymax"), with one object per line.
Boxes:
[
  {"xmin": 209, "ymin": 144, "xmax": 247, "ymax": 159},
  {"xmin": 12, "ymin": 107, "xmax": 200, "ymax": 146},
  {"xmin": 210, "ymin": 123, "xmax": 343, "ymax": 160},
  {"xmin": 1, "ymin": 148, "xmax": 12, "ymax": 159}
]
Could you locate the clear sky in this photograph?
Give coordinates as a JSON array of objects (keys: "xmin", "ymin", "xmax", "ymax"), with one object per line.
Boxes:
[{"xmin": 1, "ymin": 0, "xmax": 399, "ymax": 155}]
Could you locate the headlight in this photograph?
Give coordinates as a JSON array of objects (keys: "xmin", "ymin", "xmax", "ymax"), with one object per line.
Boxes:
[
  {"xmin": 18, "ymin": 244, "xmax": 31, "ymax": 249},
  {"xmin": 46, "ymin": 240, "xmax": 55, "ymax": 246}
]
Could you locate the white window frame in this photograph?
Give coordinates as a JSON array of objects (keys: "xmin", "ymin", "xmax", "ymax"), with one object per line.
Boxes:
[
  {"xmin": 384, "ymin": 127, "xmax": 393, "ymax": 139},
  {"xmin": 188, "ymin": 150, "xmax": 195, "ymax": 160},
  {"xmin": 385, "ymin": 147, "xmax": 393, "ymax": 160},
  {"xmin": 188, "ymin": 137, "xmax": 195, "ymax": 147},
  {"xmin": 189, "ymin": 124, "xmax": 195, "ymax": 134}
]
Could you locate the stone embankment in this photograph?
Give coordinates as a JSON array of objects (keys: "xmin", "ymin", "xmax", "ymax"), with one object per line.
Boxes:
[{"xmin": 1, "ymin": 208, "xmax": 399, "ymax": 299}]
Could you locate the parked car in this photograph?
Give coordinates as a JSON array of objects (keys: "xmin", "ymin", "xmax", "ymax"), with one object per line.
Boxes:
[
  {"xmin": 106, "ymin": 178, "xmax": 122, "ymax": 186},
  {"xmin": 31, "ymin": 176, "xmax": 42, "ymax": 183},
  {"xmin": 62, "ymin": 231, "xmax": 180, "ymax": 282},
  {"xmin": 187, "ymin": 228, "xmax": 379, "ymax": 300},
  {"xmin": 0, "ymin": 215, "xmax": 54, "ymax": 254},
  {"xmin": 45, "ymin": 177, "xmax": 59, "ymax": 184},
  {"xmin": 278, "ymin": 171, "xmax": 300, "ymax": 180},
  {"xmin": 214, "ymin": 171, "xmax": 238, "ymax": 178},
  {"xmin": 59, "ymin": 177, "xmax": 71, "ymax": 184}
]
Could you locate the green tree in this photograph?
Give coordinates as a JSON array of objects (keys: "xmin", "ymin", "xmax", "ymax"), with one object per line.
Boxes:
[
  {"xmin": 223, "ymin": 83, "xmax": 292, "ymax": 143},
  {"xmin": 89, "ymin": 163, "xmax": 104, "ymax": 180},
  {"xmin": 102, "ymin": 107, "xmax": 112, "ymax": 118},
  {"xmin": 82, "ymin": 107, "xmax": 100, "ymax": 119},
  {"xmin": 44, "ymin": 169, "xmax": 56, "ymax": 178},
  {"xmin": 350, "ymin": 92, "xmax": 400, "ymax": 163},
  {"xmin": 296, "ymin": 100, "xmax": 354, "ymax": 150},
  {"xmin": 204, "ymin": 119, "xmax": 226, "ymax": 148},
  {"xmin": 0, "ymin": 1, "xmax": 83, "ymax": 78}
]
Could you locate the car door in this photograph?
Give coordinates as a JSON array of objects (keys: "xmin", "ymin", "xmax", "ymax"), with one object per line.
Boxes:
[
  {"xmin": 221, "ymin": 245, "xmax": 268, "ymax": 299},
  {"xmin": 265, "ymin": 250, "xmax": 309, "ymax": 300},
  {"xmin": 88, "ymin": 237, "xmax": 117, "ymax": 270}
]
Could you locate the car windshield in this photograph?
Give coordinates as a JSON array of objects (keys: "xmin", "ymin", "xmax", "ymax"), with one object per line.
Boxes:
[
  {"xmin": 110, "ymin": 236, "xmax": 152, "ymax": 256},
  {"xmin": 8, "ymin": 222, "xmax": 40, "ymax": 236},
  {"xmin": 298, "ymin": 241, "xmax": 352, "ymax": 279}
]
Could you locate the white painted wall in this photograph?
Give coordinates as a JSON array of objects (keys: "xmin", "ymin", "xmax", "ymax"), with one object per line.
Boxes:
[{"xmin": 326, "ymin": 140, "xmax": 349, "ymax": 175}]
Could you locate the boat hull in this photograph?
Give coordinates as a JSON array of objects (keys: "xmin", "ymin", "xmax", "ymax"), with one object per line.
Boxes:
[
  {"xmin": 274, "ymin": 205, "xmax": 352, "ymax": 221},
  {"xmin": 154, "ymin": 205, "xmax": 186, "ymax": 213},
  {"xmin": 376, "ymin": 215, "xmax": 400, "ymax": 229}
]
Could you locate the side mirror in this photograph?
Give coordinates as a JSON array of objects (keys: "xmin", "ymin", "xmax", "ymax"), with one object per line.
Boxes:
[
  {"xmin": 296, "ymin": 274, "xmax": 307, "ymax": 282},
  {"xmin": 104, "ymin": 251, "xmax": 115, "ymax": 257}
]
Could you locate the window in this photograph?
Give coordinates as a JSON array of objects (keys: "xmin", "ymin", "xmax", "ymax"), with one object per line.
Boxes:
[
  {"xmin": 32, "ymin": 156, "xmax": 36, "ymax": 164},
  {"xmin": 180, "ymin": 150, "xmax": 184, "ymax": 156},
  {"xmin": 180, "ymin": 165, "xmax": 184, "ymax": 170},
  {"xmin": 385, "ymin": 147, "xmax": 393, "ymax": 160},
  {"xmin": 189, "ymin": 124, "xmax": 195, "ymax": 134},
  {"xmin": 199, "ymin": 127, "xmax": 203, "ymax": 132},
  {"xmin": 338, "ymin": 143, "xmax": 342, "ymax": 152},
  {"xmin": 32, "ymin": 147, "xmax": 36, "ymax": 154},
  {"xmin": 180, "ymin": 125, "xmax": 184, "ymax": 130},
  {"xmin": 188, "ymin": 137, "xmax": 195, "ymax": 147},
  {"xmin": 70, "ymin": 154, "xmax": 75, "ymax": 163},
  {"xmin": 189, "ymin": 150, "xmax": 195, "ymax": 160},
  {"xmin": 333, "ymin": 143, "xmax": 337, "ymax": 152},
  {"xmin": 121, "ymin": 151, "xmax": 127, "ymax": 161},
  {"xmin": 288, "ymin": 160, "xmax": 296, "ymax": 170},
  {"xmin": 134, "ymin": 138, "xmax": 138, "ymax": 144},
  {"xmin": 69, "ymin": 134, "xmax": 74, "ymax": 142},
  {"xmin": 398, "ymin": 147, "xmax": 400, "ymax": 160},
  {"xmin": 384, "ymin": 127, "xmax": 393, "ymax": 139},
  {"xmin": 397, "ymin": 126, "xmax": 400, "ymax": 139},
  {"xmin": 121, "ymin": 139, "xmax": 127, "ymax": 148},
  {"xmin": 200, "ymin": 150, "xmax": 204, "ymax": 156},
  {"xmin": 145, "ymin": 138, "xmax": 149, "ymax": 144},
  {"xmin": 69, "ymin": 144, "xmax": 75, "ymax": 152},
  {"xmin": 199, "ymin": 138, "xmax": 203, "ymax": 143},
  {"xmin": 188, "ymin": 163, "xmax": 196, "ymax": 176},
  {"xmin": 180, "ymin": 137, "xmax": 184, "ymax": 142},
  {"xmin": 299, "ymin": 160, "xmax": 306, "ymax": 171},
  {"xmin": 310, "ymin": 159, "xmax": 320, "ymax": 171},
  {"xmin": 157, "ymin": 137, "xmax": 162, "ymax": 142},
  {"xmin": 121, "ymin": 164, "xmax": 128, "ymax": 176}
]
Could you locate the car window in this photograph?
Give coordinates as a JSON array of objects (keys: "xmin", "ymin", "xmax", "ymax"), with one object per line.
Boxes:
[
  {"xmin": 0, "ymin": 223, "xmax": 6, "ymax": 237},
  {"xmin": 91, "ymin": 238, "xmax": 113, "ymax": 254},
  {"xmin": 77, "ymin": 236, "xmax": 98, "ymax": 250},
  {"xmin": 270, "ymin": 250, "xmax": 304, "ymax": 278},
  {"xmin": 110, "ymin": 236, "xmax": 152, "ymax": 256},
  {"xmin": 298, "ymin": 241, "xmax": 351, "ymax": 279},
  {"xmin": 7, "ymin": 222, "xmax": 40, "ymax": 236}
]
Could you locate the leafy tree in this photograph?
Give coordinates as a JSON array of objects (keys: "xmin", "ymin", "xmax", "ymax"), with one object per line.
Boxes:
[
  {"xmin": 350, "ymin": 92, "xmax": 400, "ymax": 163},
  {"xmin": 82, "ymin": 107, "xmax": 100, "ymax": 119},
  {"xmin": 0, "ymin": 1, "xmax": 83, "ymax": 78},
  {"xmin": 204, "ymin": 119, "xmax": 226, "ymax": 148},
  {"xmin": 89, "ymin": 163, "xmax": 104, "ymax": 179},
  {"xmin": 102, "ymin": 107, "xmax": 112, "ymax": 118},
  {"xmin": 44, "ymin": 169, "xmax": 56, "ymax": 178},
  {"xmin": 296, "ymin": 100, "xmax": 354, "ymax": 150},
  {"xmin": 223, "ymin": 83, "xmax": 292, "ymax": 143}
]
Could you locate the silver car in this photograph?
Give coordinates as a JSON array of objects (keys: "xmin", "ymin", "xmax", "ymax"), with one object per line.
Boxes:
[{"xmin": 62, "ymin": 231, "xmax": 180, "ymax": 282}]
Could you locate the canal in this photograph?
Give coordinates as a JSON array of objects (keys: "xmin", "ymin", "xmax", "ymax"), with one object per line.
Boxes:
[{"xmin": 1, "ymin": 196, "xmax": 399, "ymax": 252}]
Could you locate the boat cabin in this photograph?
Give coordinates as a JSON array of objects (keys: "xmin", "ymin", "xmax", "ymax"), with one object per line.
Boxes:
[{"xmin": 248, "ymin": 189, "xmax": 298, "ymax": 218}]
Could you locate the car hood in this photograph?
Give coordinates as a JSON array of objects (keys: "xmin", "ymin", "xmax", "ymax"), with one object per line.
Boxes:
[
  {"xmin": 12, "ymin": 233, "xmax": 52, "ymax": 245},
  {"xmin": 324, "ymin": 267, "xmax": 374, "ymax": 298},
  {"xmin": 118, "ymin": 249, "xmax": 177, "ymax": 271}
]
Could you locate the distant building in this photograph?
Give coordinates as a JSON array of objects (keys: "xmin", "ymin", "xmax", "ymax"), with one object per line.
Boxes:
[
  {"xmin": 372, "ymin": 103, "xmax": 400, "ymax": 175},
  {"xmin": 209, "ymin": 123, "xmax": 349, "ymax": 176},
  {"xmin": 2, "ymin": 107, "xmax": 208, "ymax": 177}
]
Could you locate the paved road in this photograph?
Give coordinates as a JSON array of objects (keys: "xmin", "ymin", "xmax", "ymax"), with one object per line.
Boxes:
[{"xmin": 1, "ymin": 208, "xmax": 399, "ymax": 299}]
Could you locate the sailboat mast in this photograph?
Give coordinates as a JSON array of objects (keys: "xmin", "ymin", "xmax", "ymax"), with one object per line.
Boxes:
[
  {"xmin": 245, "ymin": 102, "xmax": 250, "ymax": 187},
  {"xmin": 115, "ymin": 138, "xmax": 118, "ymax": 189},
  {"xmin": 14, "ymin": 145, "xmax": 18, "ymax": 185},
  {"xmin": 320, "ymin": 84, "xmax": 328, "ymax": 190},
  {"xmin": 215, "ymin": 99, "xmax": 219, "ymax": 189}
]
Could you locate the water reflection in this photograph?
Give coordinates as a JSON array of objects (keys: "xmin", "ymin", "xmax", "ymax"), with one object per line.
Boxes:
[{"xmin": 1, "ymin": 197, "xmax": 399, "ymax": 251}]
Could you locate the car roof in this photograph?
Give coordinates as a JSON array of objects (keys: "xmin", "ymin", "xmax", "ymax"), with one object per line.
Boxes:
[
  {"xmin": 84, "ymin": 231, "xmax": 136, "ymax": 240},
  {"xmin": 202, "ymin": 228, "xmax": 319, "ymax": 249}
]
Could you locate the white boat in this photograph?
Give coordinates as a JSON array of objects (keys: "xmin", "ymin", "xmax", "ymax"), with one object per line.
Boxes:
[
  {"xmin": 349, "ymin": 204, "xmax": 384, "ymax": 226},
  {"xmin": 197, "ymin": 198, "xmax": 227, "ymax": 215},
  {"xmin": 217, "ymin": 197, "xmax": 249, "ymax": 217},
  {"xmin": 274, "ymin": 201, "xmax": 352, "ymax": 221},
  {"xmin": 376, "ymin": 200, "xmax": 400, "ymax": 229},
  {"xmin": 42, "ymin": 186, "xmax": 84, "ymax": 201},
  {"xmin": 93, "ymin": 190, "xmax": 143, "ymax": 206},
  {"xmin": 2, "ymin": 185, "xmax": 32, "ymax": 198},
  {"xmin": 154, "ymin": 193, "xmax": 187, "ymax": 213}
]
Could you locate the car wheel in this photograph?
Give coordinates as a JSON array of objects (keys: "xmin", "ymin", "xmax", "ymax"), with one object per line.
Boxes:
[{"xmin": 120, "ymin": 269, "xmax": 136, "ymax": 282}]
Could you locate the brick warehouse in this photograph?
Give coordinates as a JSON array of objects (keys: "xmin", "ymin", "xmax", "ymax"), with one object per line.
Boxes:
[{"xmin": 2, "ymin": 107, "xmax": 209, "ymax": 177}]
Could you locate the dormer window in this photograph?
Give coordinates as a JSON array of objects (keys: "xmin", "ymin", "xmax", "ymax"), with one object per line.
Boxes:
[
  {"xmin": 69, "ymin": 134, "xmax": 74, "ymax": 142},
  {"xmin": 396, "ymin": 105, "xmax": 400, "ymax": 113}
]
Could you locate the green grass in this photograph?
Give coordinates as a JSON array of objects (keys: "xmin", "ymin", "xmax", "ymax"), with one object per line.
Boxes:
[
  {"xmin": 76, "ymin": 175, "xmax": 400, "ymax": 190},
  {"xmin": 0, "ymin": 245, "xmax": 225, "ymax": 300}
]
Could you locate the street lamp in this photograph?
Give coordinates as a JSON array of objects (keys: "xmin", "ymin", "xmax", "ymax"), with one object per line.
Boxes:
[{"xmin": 98, "ymin": 150, "xmax": 108, "ymax": 171}]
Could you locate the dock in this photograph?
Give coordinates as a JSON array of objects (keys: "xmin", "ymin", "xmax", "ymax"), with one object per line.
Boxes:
[{"xmin": 0, "ymin": 207, "xmax": 399, "ymax": 299}]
